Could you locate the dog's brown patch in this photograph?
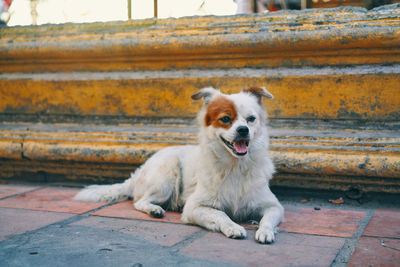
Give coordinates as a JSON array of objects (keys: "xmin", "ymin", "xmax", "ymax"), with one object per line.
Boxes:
[
  {"xmin": 205, "ymin": 96, "xmax": 237, "ymax": 129},
  {"xmin": 243, "ymin": 87, "xmax": 266, "ymax": 95}
]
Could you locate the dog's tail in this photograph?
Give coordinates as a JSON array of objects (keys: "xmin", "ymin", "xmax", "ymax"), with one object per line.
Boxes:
[{"xmin": 74, "ymin": 173, "xmax": 136, "ymax": 202}]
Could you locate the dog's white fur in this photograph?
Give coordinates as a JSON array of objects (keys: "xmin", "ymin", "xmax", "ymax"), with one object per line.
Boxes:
[{"xmin": 75, "ymin": 87, "xmax": 284, "ymax": 244}]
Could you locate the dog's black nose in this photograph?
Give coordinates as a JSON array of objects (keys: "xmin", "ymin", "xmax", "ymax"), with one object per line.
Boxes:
[{"xmin": 237, "ymin": 126, "xmax": 249, "ymax": 137}]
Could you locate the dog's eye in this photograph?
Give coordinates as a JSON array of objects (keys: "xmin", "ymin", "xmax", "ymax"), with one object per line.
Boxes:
[
  {"xmin": 247, "ymin": 115, "xmax": 256, "ymax": 123},
  {"xmin": 219, "ymin": 116, "xmax": 232, "ymax": 124}
]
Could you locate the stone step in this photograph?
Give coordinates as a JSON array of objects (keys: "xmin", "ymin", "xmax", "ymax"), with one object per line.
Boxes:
[
  {"xmin": 1, "ymin": 67, "xmax": 399, "ymax": 123},
  {"xmin": 1, "ymin": 121, "xmax": 399, "ymax": 193},
  {"xmin": 1, "ymin": 5, "xmax": 399, "ymax": 193}
]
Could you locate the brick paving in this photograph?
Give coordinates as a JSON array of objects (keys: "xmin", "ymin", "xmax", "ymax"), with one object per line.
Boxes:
[
  {"xmin": 348, "ymin": 209, "xmax": 400, "ymax": 267},
  {"xmin": 0, "ymin": 184, "xmax": 39, "ymax": 198},
  {"xmin": 0, "ymin": 184, "xmax": 399, "ymax": 266}
]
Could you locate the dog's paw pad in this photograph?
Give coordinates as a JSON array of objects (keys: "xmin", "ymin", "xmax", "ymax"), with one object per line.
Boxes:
[
  {"xmin": 149, "ymin": 208, "xmax": 165, "ymax": 218},
  {"xmin": 223, "ymin": 224, "xmax": 247, "ymax": 239},
  {"xmin": 255, "ymin": 228, "xmax": 275, "ymax": 244}
]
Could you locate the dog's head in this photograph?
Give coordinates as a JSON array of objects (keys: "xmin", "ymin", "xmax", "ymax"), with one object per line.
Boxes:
[{"xmin": 192, "ymin": 86, "xmax": 273, "ymax": 158}]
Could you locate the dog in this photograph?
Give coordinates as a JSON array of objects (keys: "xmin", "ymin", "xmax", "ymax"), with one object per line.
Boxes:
[{"xmin": 75, "ymin": 86, "xmax": 284, "ymax": 244}]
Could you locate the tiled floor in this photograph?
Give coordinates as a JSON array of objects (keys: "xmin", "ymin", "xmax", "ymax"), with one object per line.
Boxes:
[
  {"xmin": 72, "ymin": 216, "xmax": 201, "ymax": 247},
  {"xmin": 181, "ymin": 231, "xmax": 345, "ymax": 266},
  {"xmin": 0, "ymin": 207, "xmax": 74, "ymax": 241},
  {"xmin": 348, "ymin": 237, "xmax": 400, "ymax": 267},
  {"xmin": 92, "ymin": 200, "xmax": 184, "ymax": 224},
  {"xmin": 280, "ymin": 206, "xmax": 366, "ymax": 237},
  {"xmin": 0, "ymin": 184, "xmax": 399, "ymax": 266},
  {"xmin": 362, "ymin": 209, "xmax": 400, "ymax": 238},
  {"xmin": 348, "ymin": 209, "xmax": 400, "ymax": 267},
  {"xmin": 0, "ymin": 187, "xmax": 108, "ymax": 214},
  {"xmin": 0, "ymin": 184, "xmax": 39, "ymax": 198}
]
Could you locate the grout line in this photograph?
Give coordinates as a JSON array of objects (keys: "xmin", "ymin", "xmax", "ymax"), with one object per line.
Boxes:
[
  {"xmin": 77, "ymin": 200, "xmax": 123, "ymax": 216},
  {"xmin": 89, "ymin": 214, "xmax": 184, "ymax": 225},
  {"xmin": 380, "ymin": 240, "xmax": 400, "ymax": 252},
  {"xmin": 361, "ymin": 235, "xmax": 400, "ymax": 240},
  {"xmin": 56, "ymin": 200, "xmax": 142, "ymax": 225},
  {"xmin": 169, "ymin": 228, "xmax": 207, "ymax": 252},
  {"xmin": 0, "ymin": 186, "xmax": 46, "ymax": 201},
  {"xmin": 46, "ymin": 201, "xmax": 123, "ymax": 227},
  {"xmin": 330, "ymin": 209, "xmax": 375, "ymax": 267}
]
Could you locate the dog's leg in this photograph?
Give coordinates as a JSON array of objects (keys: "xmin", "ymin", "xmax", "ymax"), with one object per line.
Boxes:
[
  {"xmin": 255, "ymin": 204, "xmax": 284, "ymax": 244},
  {"xmin": 133, "ymin": 181, "xmax": 175, "ymax": 218},
  {"xmin": 132, "ymin": 150, "xmax": 183, "ymax": 218},
  {"xmin": 182, "ymin": 206, "xmax": 247, "ymax": 239}
]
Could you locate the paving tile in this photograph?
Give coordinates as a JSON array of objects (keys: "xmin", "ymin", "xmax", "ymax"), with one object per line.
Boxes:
[
  {"xmin": 0, "ymin": 207, "xmax": 74, "ymax": 241},
  {"xmin": 0, "ymin": 184, "xmax": 39, "ymax": 199},
  {"xmin": 181, "ymin": 230, "xmax": 345, "ymax": 267},
  {"xmin": 93, "ymin": 203, "xmax": 366, "ymax": 239},
  {"xmin": 363, "ymin": 209, "xmax": 400, "ymax": 238},
  {"xmin": 0, "ymin": 187, "xmax": 107, "ymax": 214},
  {"xmin": 91, "ymin": 200, "xmax": 183, "ymax": 224},
  {"xmin": 279, "ymin": 206, "xmax": 366, "ymax": 237},
  {"xmin": 348, "ymin": 237, "xmax": 400, "ymax": 267},
  {"xmin": 73, "ymin": 216, "xmax": 201, "ymax": 247}
]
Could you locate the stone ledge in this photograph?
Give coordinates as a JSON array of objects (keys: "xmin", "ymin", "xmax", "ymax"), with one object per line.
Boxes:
[
  {"xmin": 1, "ymin": 122, "xmax": 399, "ymax": 193},
  {"xmin": 1, "ymin": 68, "xmax": 399, "ymax": 122},
  {"xmin": 1, "ymin": 6, "xmax": 400, "ymax": 72}
]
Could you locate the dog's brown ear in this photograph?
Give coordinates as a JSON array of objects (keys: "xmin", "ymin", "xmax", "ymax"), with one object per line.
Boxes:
[
  {"xmin": 191, "ymin": 87, "xmax": 220, "ymax": 104},
  {"xmin": 243, "ymin": 87, "xmax": 273, "ymax": 103}
]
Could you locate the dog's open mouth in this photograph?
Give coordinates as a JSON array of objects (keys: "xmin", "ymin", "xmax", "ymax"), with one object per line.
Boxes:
[{"xmin": 220, "ymin": 136, "xmax": 249, "ymax": 156}]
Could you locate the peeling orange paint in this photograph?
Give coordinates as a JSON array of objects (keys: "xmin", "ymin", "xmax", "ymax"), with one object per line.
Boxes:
[{"xmin": 0, "ymin": 74, "xmax": 399, "ymax": 121}]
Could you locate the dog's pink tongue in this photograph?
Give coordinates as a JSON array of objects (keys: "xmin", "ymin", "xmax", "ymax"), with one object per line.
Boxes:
[{"xmin": 233, "ymin": 141, "xmax": 248, "ymax": 154}]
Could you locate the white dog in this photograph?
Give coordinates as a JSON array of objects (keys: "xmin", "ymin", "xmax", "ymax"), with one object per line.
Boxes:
[{"xmin": 75, "ymin": 86, "xmax": 284, "ymax": 244}]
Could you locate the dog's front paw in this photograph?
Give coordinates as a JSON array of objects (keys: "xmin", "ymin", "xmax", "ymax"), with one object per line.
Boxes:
[
  {"xmin": 255, "ymin": 227, "xmax": 275, "ymax": 244},
  {"xmin": 221, "ymin": 223, "xmax": 247, "ymax": 239},
  {"xmin": 149, "ymin": 207, "xmax": 165, "ymax": 218}
]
